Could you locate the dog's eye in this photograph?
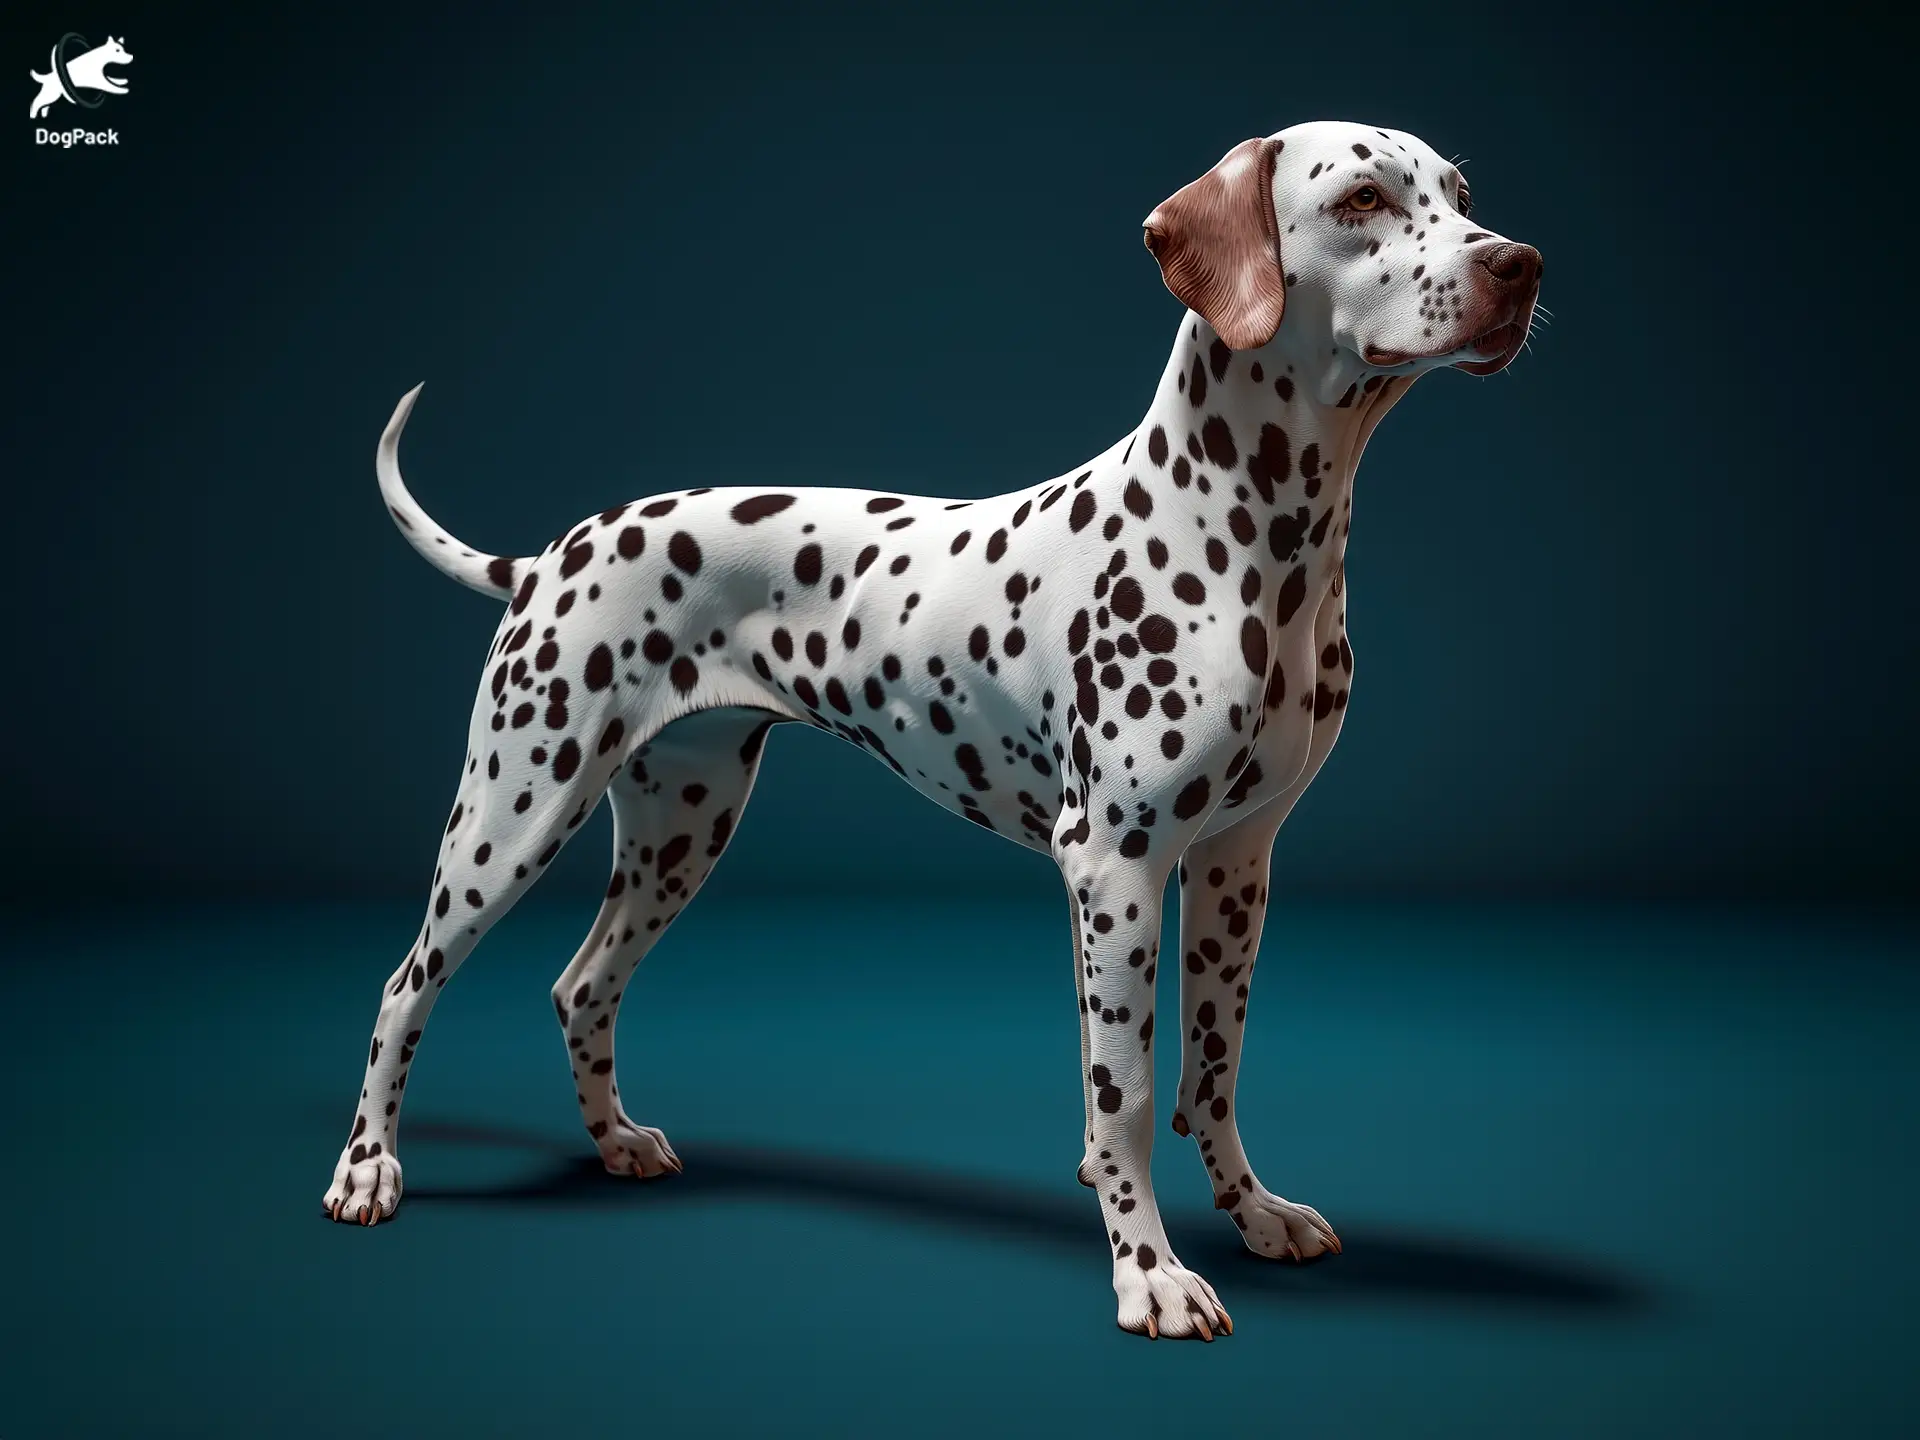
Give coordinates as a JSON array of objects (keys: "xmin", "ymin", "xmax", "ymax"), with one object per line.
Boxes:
[
  {"xmin": 1327, "ymin": 182, "xmax": 1403, "ymax": 225},
  {"xmin": 1455, "ymin": 181, "xmax": 1473, "ymax": 218}
]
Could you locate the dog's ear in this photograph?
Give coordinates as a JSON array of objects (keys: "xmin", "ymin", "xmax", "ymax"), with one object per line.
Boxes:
[{"xmin": 1142, "ymin": 137, "xmax": 1287, "ymax": 351}]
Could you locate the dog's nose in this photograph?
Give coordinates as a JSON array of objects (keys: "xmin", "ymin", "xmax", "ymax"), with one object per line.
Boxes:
[{"xmin": 1478, "ymin": 243, "xmax": 1542, "ymax": 288}]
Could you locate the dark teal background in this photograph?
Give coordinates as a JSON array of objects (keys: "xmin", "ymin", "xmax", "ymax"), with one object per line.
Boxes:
[
  {"xmin": 3, "ymin": 2, "xmax": 1915, "ymax": 1436},
  {"xmin": 2, "ymin": 0, "xmax": 1913, "ymax": 906}
]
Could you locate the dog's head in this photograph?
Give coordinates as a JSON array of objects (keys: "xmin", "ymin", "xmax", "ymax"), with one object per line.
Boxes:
[
  {"xmin": 1143, "ymin": 120, "xmax": 1541, "ymax": 378},
  {"xmin": 98, "ymin": 35, "xmax": 132, "ymax": 66}
]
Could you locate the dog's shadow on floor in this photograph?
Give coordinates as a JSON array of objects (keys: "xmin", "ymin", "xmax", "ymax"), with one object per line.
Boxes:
[{"xmin": 395, "ymin": 1116, "xmax": 1648, "ymax": 1314}]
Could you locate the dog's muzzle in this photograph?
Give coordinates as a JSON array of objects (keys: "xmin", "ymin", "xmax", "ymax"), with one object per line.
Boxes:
[{"xmin": 1365, "ymin": 242, "xmax": 1543, "ymax": 375}]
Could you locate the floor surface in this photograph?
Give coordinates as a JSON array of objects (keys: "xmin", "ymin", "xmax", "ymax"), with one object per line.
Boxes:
[{"xmin": 1, "ymin": 897, "xmax": 1912, "ymax": 1436}]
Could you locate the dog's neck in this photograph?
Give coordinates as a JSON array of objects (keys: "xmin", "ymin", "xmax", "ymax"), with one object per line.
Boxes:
[{"xmin": 1126, "ymin": 317, "xmax": 1416, "ymax": 546}]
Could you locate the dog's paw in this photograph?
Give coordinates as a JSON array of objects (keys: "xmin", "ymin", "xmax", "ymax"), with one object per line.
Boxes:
[
  {"xmin": 1221, "ymin": 1183, "xmax": 1341, "ymax": 1261},
  {"xmin": 1113, "ymin": 1249, "xmax": 1232, "ymax": 1340},
  {"xmin": 592, "ymin": 1114, "xmax": 682, "ymax": 1179},
  {"xmin": 322, "ymin": 1146, "xmax": 403, "ymax": 1225}
]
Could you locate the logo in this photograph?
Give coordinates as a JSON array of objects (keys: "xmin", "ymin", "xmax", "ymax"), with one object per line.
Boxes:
[{"xmin": 29, "ymin": 32, "xmax": 130, "ymax": 146}]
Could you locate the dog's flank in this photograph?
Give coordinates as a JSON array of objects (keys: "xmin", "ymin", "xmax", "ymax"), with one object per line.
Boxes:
[{"xmin": 327, "ymin": 119, "xmax": 1542, "ymax": 1342}]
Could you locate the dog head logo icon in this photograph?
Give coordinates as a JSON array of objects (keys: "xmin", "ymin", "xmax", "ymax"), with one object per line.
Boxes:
[{"xmin": 29, "ymin": 33, "xmax": 132, "ymax": 120}]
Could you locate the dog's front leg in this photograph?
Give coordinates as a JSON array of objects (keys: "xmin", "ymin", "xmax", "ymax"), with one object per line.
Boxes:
[
  {"xmin": 1057, "ymin": 845, "xmax": 1231, "ymax": 1340},
  {"xmin": 1065, "ymin": 893, "xmax": 1101, "ymax": 1181},
  {"xmin": 1172, "ymin": 806, "xmax": 1342, "ymax": 1262}
]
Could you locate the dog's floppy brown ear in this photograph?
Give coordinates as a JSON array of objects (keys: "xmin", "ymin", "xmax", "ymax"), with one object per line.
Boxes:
[{"xmin": 1142, "ymin": 137, "xmax": 1286, "ymax": 351}]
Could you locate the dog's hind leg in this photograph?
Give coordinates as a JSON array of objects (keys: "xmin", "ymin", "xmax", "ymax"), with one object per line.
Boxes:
[
  {"xmin": 549, "ymin": 707, "xmax": 783, "ymax": 1179},
  {"xmin": 321, "ymin": 685, "xmax": 629, "ymax": 1226}
]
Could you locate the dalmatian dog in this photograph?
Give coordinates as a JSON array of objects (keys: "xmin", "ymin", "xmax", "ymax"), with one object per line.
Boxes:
[{"xmin": 324, "ymin": 119, "xmax": 1542, "ymax": 1341}]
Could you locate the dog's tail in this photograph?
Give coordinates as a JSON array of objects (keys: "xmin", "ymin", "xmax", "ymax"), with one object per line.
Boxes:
[{"xmin": 377, "ymin": 384, "xmax": 525, "ymax": 600}]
